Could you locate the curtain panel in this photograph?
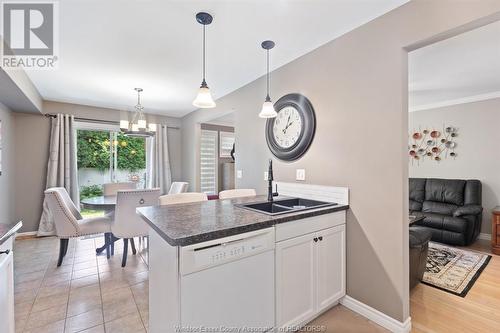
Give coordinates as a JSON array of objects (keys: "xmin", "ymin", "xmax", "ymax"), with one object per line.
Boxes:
[
  {"xmin": 147, "ymin": 124, "xmax": 172, "ymax": 195},
  {"xmin": 38, "ymin": 114, "xmax": 79, "ymax": 236}
]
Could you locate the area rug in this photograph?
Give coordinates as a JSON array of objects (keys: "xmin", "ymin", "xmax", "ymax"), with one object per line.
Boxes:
[{"xmin": 422, "ymin": 242, "xmax": 491, "ymax": 297}]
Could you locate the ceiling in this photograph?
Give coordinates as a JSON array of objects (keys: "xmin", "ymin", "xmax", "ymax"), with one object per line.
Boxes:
[
  {"xmin": 409, "ymin": 20, "xmax": 500, "ymax": 111},
  {"xmin": 26, "ymin": 0, "xmax": 408, "ymax": 118}
]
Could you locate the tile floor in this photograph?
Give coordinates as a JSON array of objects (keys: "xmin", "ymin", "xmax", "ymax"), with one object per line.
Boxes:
[
  {"xmin": 14, "ymin": 236, "xmax": 148, "ymax": 333},
  {"xmin": 14, "ymin": 235, "xmax": 387, "ymax": 333}
]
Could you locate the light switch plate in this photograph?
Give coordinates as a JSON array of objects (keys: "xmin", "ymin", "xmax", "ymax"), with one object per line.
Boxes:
[
  {"xmin": 237, "ymin": 170, "xmax": 243, "ymax": 179},
  {"xmin": 296, "ymin": 169, "xmax": 306, "ymax": 181},
  {"xmin": 264, "ymin": 171, "xmax": 269, "ymax": 181}
]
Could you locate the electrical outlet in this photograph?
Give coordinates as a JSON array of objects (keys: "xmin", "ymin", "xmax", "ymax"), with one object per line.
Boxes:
[
  {"xmin": 264, "ymin": 171, "xmax": 269, "ymax": 181},
  {"xmin": 296, "ymin": 169, "xmax": 306, "ymax": 181},
  {"xmin": 237, "ymin": 170, "xmax": 243, "ymax": 179}
]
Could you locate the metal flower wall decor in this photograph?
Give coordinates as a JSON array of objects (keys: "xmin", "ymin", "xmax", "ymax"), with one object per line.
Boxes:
[{"xmin": 409, "ymin": 126, "xmax": 458, "ymax": 164}]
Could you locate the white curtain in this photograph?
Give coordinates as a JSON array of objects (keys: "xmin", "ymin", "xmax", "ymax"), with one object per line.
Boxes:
[
  {"xmin": 147, "ymin": 124, "xmax": 172, "ymax": 195},
  {"xmin": 38, "ymin": 114, "xmax": 79, "ymax": 236}
]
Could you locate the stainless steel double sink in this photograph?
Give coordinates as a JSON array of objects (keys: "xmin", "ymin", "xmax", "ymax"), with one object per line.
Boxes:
[{"xmin": 236, "ymin": 197, "xmax": 337, "ymax": 216}]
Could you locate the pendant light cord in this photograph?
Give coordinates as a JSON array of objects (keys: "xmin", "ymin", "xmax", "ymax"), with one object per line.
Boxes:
[
  {"xmin": 266, "ymin": 49, "xmax": 270, "ymax": 100},
  {"xmin": 203, "ymin": 24, "xmax": 206, "ymax": 83}
]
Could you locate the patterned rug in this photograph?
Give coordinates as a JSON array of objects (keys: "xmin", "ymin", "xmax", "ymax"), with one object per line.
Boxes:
[{"xmin": 422, "ymin": 242, "xmax": 491, "ymax": 297}]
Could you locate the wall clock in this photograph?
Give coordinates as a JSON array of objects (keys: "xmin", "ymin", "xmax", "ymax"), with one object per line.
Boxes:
[{"xmin": 265, "ymin": 93, "xmax": 316, "ymax": 161}]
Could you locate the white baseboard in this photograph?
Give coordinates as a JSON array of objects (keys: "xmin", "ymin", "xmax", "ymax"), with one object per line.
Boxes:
[
  {"xmin": 340, "ymin": 296, "xmax": 411, "ymax": 333},
  {"xmin": 478, "ymin": 233, "xmax": 492, "ymax": 241},
  {"xmin": 15, "ymin": 231, "xmax": 37, "ymax": 238}
]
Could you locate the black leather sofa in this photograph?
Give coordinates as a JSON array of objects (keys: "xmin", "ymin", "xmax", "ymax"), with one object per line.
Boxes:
[{"xmin": 409, "ymin": 178, "xmax": 483, "ymax": 246}]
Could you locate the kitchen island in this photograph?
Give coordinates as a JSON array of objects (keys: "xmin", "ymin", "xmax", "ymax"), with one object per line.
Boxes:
[{"xmin": 138, "ymin": 183, "xmax": 348, "ymax": 333}]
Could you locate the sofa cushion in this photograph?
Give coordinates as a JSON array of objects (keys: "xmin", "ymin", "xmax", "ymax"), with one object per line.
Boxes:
[
  {"xmin": 410, "ymin": 200, "xmax": 423, "ymax": 212},
  {"xmin": 425, "ymin": 178, "xmax": 466, "ymax": 205},
  {"xmin": 422, "ymin": 201, "xmax": 458, "ymax": 216},
  {"xmin": 417, "ymin": 212, "xmax": 470, "ymax": 234},
  {"xmin": 409, "ymin": 178, "xmax": 426, "ymax": 204}
]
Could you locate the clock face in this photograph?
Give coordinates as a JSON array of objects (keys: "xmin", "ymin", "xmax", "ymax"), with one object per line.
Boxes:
[
  {"xmin": 273, "ymin": 106, "xmax": 303, "ymax": 148},
  {"xmin": 265, "ymin": 93, "xmax": 316, "ymax": 161}
]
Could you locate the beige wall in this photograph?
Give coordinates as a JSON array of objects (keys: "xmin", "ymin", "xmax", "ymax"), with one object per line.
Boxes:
[
  {"xmin": 409, "ymin": 98, "xmax": 500, "ymax": 235},
  {"xmin": 0, "ymin": 103, "xmax": 15, "ymax": 224},
  {"xmin": 181, "ymin": 0, "xmax": 500, "ymax": 322},
  {"xmin": 13, "ymin": 101, "xmax": 183, "ymax": 233}
]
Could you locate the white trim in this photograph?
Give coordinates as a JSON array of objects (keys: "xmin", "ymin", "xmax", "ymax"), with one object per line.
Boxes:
[
  {"xmin": 340, "ymin": 296, "xmax": 411, "ymax": 333},
  {"xmin": 409, "ymin": 91, "xmax": 500, "ymax": 112},
  {"xmin": 15, "ymin": 231, "xmax": 37, "ymax": 239},
  {"xmin": 478, "ymin": 233, "xmax": 492, "ymax": 241}
]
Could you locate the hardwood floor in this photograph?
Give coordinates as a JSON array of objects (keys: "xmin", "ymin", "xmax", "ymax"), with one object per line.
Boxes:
[{"xmin": 410, "ymin": 239, "xmax": 500, "ymax": 333}]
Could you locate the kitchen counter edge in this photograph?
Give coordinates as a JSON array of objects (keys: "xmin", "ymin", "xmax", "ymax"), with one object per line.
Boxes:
[
  {"xmin": 139, "ymin": 204, "xmax": 349, "ymax": 247},
  {"xmin": 0, "ymin": 221, "xmax": 23, "ymax": 245}
]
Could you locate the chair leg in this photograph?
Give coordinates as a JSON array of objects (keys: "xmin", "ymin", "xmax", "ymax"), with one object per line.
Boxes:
[
  {"xmin": 130, "ymin": 238, "xmax": 137, "ymax": 255},
  {"xmin": 122, "ymin": 238, "xmax": 129, "ymax": 267},
  {"xmin": 57, "ymin": 239, "xmax": 69, "ymax": 267},
  {"xmin": 105, "ymin": 233, "xmax": 111, "ymax": 259},
  {"xmin": 63, "ymin": 239, "xmax": 69, "ymax": 257},
  {"xmin": 111, "ymin": 236, "xmax": 115, "ymax": 255}
]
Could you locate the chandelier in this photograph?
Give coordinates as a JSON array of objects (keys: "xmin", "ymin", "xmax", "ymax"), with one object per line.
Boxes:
[{"xmin": 120, "ymin": 88, "xmax": 156, "ymax": 137}]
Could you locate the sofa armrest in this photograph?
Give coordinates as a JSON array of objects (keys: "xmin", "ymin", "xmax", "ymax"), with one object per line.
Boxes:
[{"xmin": 453, "ymin": 205, "xmax": 483, "ymax": 217}]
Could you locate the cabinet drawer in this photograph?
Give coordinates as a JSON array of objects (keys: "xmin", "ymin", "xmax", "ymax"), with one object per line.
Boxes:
[{"xmin": 275, "ymin": 211, "xmax": 345, "ymax": 243}]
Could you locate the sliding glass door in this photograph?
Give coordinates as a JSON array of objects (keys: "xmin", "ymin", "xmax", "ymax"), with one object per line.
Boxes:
[{"xmin": 76, "ymin": 122, "xmax": 147, "ymax": 216}]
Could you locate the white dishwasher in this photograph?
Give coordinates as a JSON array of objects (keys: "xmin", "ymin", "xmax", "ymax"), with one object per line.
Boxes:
[{"xmin": 180, "ymin": 228, "xmax": 275, "ymax": 332}]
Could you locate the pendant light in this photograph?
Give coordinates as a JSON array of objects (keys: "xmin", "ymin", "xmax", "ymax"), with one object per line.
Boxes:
[
  {"xmin": 193, "ymin": 12, "xmax": 216, "ymax": 108},
  {"xmin": 259, "ymin": 40, "xmax": 277, "ymax": 118},
  {"xmin": 120, "ymin": 88, "xmax": 157, "ymax": 137}
]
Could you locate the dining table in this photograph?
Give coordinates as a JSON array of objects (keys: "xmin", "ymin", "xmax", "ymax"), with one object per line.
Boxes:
[
  {"xmin": 81, "ymin": 195, "xmax": 117, "ymax": 213},
  {"xmin": 81, "ymin": 195, "xmax": 118, "ymax": 255}
]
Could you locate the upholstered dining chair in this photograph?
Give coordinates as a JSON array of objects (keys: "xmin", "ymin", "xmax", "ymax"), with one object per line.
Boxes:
[
  {"xmin": 158, "ymin": 192, "xmax": 208, "ymax": 205},
  {"xmin": 219, "ymin": 189, "xmax": 257, "ymax": 200},
  {"xmin": 44, "ymin": 187, "xmax": 112, "ymax": 266},
  {"xmin": 168, "ymin": 182, "xmax": 189, "ymax": 194},
  {"xmin": 101, "ymin": 182, "xmax": 136, "ymax": 255},
  {"xmin": 111, "ymin": 188, "xmax": 160, "ymax": 267},
  {"xmin": 103, "ymin": 182, "xmax": 136, "ymax": 196}
]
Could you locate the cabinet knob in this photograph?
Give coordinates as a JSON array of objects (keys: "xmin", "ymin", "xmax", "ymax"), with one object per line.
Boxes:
[
  {"xmin": 318, "ymin": 236, "xmax": 323, "ymax": 241},
  {"xmin": 0, "ymin": 249, "xmax": 10, "ymax": 255},
  {"xmin": 313, "ymin": 237, "xmax": 318, "ymax": 242}
]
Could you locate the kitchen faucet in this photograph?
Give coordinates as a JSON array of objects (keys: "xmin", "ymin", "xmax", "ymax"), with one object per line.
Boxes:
[{"xmin": 267, "ymin": 159, "xmax": 279, "ymax": 202}]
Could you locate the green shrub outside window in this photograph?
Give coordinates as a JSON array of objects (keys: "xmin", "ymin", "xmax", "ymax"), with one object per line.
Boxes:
[{"xmin": 77, "ymin": 130, "xmax": 146, "ymax": 171}]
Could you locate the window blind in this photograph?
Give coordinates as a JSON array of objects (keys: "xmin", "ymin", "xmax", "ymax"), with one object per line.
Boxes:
[{"xmin": 200, "ymin": 129, "xmax": 218, "ymax": 194}]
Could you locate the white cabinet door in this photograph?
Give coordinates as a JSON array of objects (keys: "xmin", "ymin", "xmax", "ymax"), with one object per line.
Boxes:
[
  {"xmin": 276, "ymin": 233, "xmax": 316, "ymax": 329},
  {"xmin": 0, "ymin": 250, "xmax": 14, "ymax": 333},
  {"xmin": 316, "ymin": 225, "xmax": 346, "ymax": 313}
]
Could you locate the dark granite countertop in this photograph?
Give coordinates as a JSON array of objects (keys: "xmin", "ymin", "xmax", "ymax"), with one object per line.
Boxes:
[
  {"xmin": 137, "ymin": 195, "xmax": 348, "ymax": 246},
  {"xmin": 0, "ymin": 221, "xmax": 22, "ymax": 246}
]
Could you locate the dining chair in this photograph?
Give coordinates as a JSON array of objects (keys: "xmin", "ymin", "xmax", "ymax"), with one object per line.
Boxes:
[
  {"xmin": 219, "ymin": 189, "xmax": 257, "ymax": 200},
  {"xmin": 44, "ymin": 187, "xmax": 112, "ymax": 266},
  {"xmin": 158, "ymin": 192, "xmax": 208, "ymax": 205},
  {"xmin": 168, "ymin": 182, "xmax": 189, "ymax": 194},
  {"xmin": 102, "ymin": 182, "xmax": 136, "ymax": 254},
  {"xmin": 103, "ymin": 182, "xmax": 136, "ymax": 196},
  {"xmin": 112, "ymin": 188, "xmax": 160, "ymax": 267}
]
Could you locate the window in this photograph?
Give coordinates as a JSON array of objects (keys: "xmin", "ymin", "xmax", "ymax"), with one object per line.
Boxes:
[
  {"xmin": 200, "ymin": 129, "xmax": 218, "ymax": 194},
  {"xmin": 76, "ymin": 122, "xmax": 147, "ymax": 216}
]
